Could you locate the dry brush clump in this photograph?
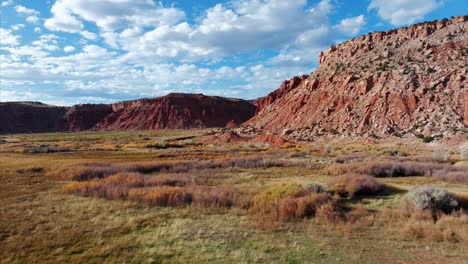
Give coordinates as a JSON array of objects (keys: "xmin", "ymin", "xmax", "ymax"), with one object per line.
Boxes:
[
  {"xmin": 380, "ymin": 208, "xmax": 468, "ymax": 243},
  {"xmin": 315, "ymin": 203, "xmax": 374, "ymax": 235},
  {"xmin": 326, "ymin": 161, "xmax": 437, "ymax": 177},
  {"xmin": 50, "ymin": 162, "xmax": 124, "ymax": 181},
  {"xmin": 377, "ymin": 186, "xmax": 468, "ymax": 243},
  {"xmin": 326, "ymin": 173, "xmax": 383, "ymax": 197},
  {"xmin": 431, "ymin": 168, "xmax": 468, "ymax": 184},
  {"xmin": 128, "ymin": 187, "xmax": 193, "ymax": 207},
  {"xmin": 52, "ymin": 156, "xmax": 311, "ymax": 181},
  {"xmin": 326, "ymin": 160, "xmax": 467, "ymax": 184},
  {"xmin": 400, "ymin": 186, "xmax": 459, "ymax": 214},
  {"xmin": 252, "ymin": 183, "xmax": 335, "ymax": 224},
  {"xmin": 64, "ymin": 171, "xmax": 242, "ymax": 209}
]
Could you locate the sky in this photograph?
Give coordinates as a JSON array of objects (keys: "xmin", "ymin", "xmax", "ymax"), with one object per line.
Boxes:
[{"xmin": 0, "ymin": 0, "xmax": 466, "ymax": 106}]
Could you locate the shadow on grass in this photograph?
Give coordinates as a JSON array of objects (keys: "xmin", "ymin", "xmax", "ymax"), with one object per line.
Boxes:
[{"xmin": 339, "ymin": 185, "xmax": 407, "ymax": 211}]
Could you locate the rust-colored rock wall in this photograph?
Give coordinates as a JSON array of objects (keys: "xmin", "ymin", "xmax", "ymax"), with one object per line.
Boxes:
[
  {"xmin": 0, "ymin": 94, "xmax": 256, "ymax": 134},
  {"xmin": 243, "ymin": 16, "xmax": 468, "ymax": 139}
]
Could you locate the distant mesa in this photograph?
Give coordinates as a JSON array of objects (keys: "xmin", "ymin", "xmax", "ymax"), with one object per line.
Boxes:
[{"xmin": 0, "ymin": 93, "xmax": 256, "ymax": 133}]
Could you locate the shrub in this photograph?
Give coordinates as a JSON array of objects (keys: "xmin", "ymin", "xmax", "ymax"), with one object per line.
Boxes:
[
  {"xmin": 50, "ymin": 162, "xmax": 123, "ymax": 181},
  {"xmin": 128, "ymin": 187, "xmax": 192, "ymax": 207},
  {"xmin": 326, "ymin": 161, "xmax": 444, "ymax": 177},
  {"xmin": 432, "ymin": 169, "xmax": 468, "ymax": 184},
  {"xmin": 253, "ymin": 183, "xmax": 305, "ymax": 208},
  {"xmin": 381, "ymin": 208, "xmax": 468, "ymax": 242},
  {"xmin": 305, "ymin": 183, "xmax": 325, "ymax": 193},
  {"xmin": 274, "ymin": 193, "xmax": 333, "ymax": 222},
  {"xmin": 189, "ymin": 186, "xmax": 240, "ymax": 208},
  {"xmin": 327, "ymin": 173, "xmax": 382, "ymax": 197},
  {"xmin": 401, "ymin": 186, "xmax": 458, "ymax": 214},
  {"xmin": 423, "ymin": 136, "xmax": 434, "ymax": 143},
  {"xmin": 456, "ymin": 193, "xmax": 468, "ymax": 209}
]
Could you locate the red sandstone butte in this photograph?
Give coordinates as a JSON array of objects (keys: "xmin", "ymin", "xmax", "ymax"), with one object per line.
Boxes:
[{"xmin": 243, "ymin": 16, "xmax": 468, "ymax": 140}]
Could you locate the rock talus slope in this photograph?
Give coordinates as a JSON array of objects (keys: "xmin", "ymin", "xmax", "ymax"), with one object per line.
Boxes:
[{"xmin": 244, "ymin": 16, "xmax": 468, "ymax": 139}]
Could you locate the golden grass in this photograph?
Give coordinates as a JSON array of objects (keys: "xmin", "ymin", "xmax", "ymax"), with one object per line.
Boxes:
[{"xmin": 1, "ymin": 130, "xmax": 467, "ymax": 263}]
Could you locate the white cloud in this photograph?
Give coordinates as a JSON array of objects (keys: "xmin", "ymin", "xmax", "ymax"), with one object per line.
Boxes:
[
  {"xmin": 15, "ymin": 5, "xmax": 39, "ymax": 15},
  {"xmin": 1, "ymin": 0, "xmax": 13, "ymax": 7},
  {"xmin": 0, "ymin": 28, "xmax": 20, "ymax": 46},
  {"xmin": 2, "ymin": 0, "xmax": 376, "ymax": 105},
  {"xmin": 26, "ymin": 16, "xmax": 40, "ymax": 24},
  {"xmin": 64, "ymin": 46, "xmax": 75, "ymax": 52},
  {"xmin": 368, "ymin": 0, "xmax": 443, "ymax": 25},
  {"xmin": 31, "ymin": 34, "xmax": 60, "ymax": 51},
  {"xmin": 80, "ymin": 30, "xmax": 98, "ymax": 40},
  {"xmin": 44, "ymin": 0, "xmax": 185, "ymax": 33},
  {"xmin": 11, "ymin": 24, "xmax": 25, "ymax": 31},
  {"xmin": 34, "ymin": 27, "xmax": 42, "ymax": 33},
  {"xmin": 334, "ymin": 15, "xmax": 366, "ymax": 36}
]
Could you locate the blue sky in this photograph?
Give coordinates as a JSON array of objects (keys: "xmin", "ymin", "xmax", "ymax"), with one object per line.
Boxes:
[{"xmin": 0, "ymin": 0, "xmax": 466, "ymax": 105}]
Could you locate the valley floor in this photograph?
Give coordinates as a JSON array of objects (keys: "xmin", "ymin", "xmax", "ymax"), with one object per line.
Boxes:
[{"xmin": 0, "ymin": 130, "xmax": 467, "ymax": 263}]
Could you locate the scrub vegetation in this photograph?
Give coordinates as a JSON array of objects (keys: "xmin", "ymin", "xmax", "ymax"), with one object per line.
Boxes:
[{"xmin": 1, "ymin": 130, "xmax": 467, "ymax": 263}]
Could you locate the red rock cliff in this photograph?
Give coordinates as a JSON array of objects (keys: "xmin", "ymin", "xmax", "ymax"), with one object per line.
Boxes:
[{"xmin": 244, "ymin": 16, "xmax": 468, "ymax": 139}]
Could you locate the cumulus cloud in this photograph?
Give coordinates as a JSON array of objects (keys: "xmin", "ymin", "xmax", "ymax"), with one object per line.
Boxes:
[
  {"xmin": 2, "ymin": 0, "xmax": 373, "ymax": 104},
  {"xmin": 1, "ymin": 0, "xmax": 12, "ymax": 7},
  {"xmin": 11, "ymin": 24, "xmax": 25, "ymax": 31},
  {"xmin": 334, "ymin": 15, "xmax": 366, "ymax": 36},
  {"xmin": 80, "ymin": 30, "xmax": 98, "ymax": 40},
  {"xmin": 15, "ymin": 5, "xmax": 39, "ymax": 15},
  {"xmin": 368, "ymin": 0, "xmax": 443, "ymax": 25},
  {"xmin": 26, "ymin": 16, "xmax": 40, "ymax": 24},
  {"xmin": 31, "ymin": 34, "xmax": 59, "ymax": 51},
  {"xmin": 64, "ymin": 46, "xmax": 75, "ymax": 52},
  {"xmin": 44, "ymin": 0, "xmax": 185, "ymax": 33},
  {"xmin": 0, "ymin": 28, "xmax": 20, "ymax": 46}
]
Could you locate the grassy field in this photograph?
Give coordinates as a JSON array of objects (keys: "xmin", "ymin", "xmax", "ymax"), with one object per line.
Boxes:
[{"xmin": 0, "ymin": 130, "xmax": 467, "ymax": 263}]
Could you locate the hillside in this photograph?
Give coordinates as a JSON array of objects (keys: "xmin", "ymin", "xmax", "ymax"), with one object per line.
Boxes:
[
  {"xmin": 243, "ymin": 16, "xmax": 468, "ymax": 140},
  {"xmin": 97, "ymin": 93, "xmax": 256, "ymax": 130},
  {"xmin": 0, "ymin": 94, "xmax": 256, "ymax": 133}
]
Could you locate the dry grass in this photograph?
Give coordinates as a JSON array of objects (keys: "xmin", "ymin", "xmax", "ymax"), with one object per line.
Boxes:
[
  {"xmin": 380, "ymin": 209, "xmax": 468, "ymax": 243},
  {"xmin": 3, "ymin": 131, "xmax": 468, "ymax": 263},
  {"xmin": 128, "ymin": 187, "xmax": 193, "ymax": 207},
  {"xmin": 432, "ymin": 169, "xmax": 468, "ymax": 184},
  {"xmin": 326, "ymin": 161, "xmax": 439, "ymax": 177},
  {"xmin": 326, "ymin": 159, "xmax": 468, "ymax": 186},
  {"xmin": 326, "ymin": 173, "xmax": 383, "ymax": 197},
  {"xmin": 51, "ymin": 156, "xmax": 313, "ymax": 181}
]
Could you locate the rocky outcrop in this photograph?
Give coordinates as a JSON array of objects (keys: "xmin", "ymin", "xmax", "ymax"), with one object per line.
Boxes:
[
  {"xmin": 65, "ymin": 104, "xmax": 113, "ymax": 131},
  {"xmin": 0, "ymin": 102, "xmax": 67, "ymax": 134},
  {"xmin": 97, "ymin": 93, "xmax": 256, "ymax": 130},
  {"xmin": 0, "ymin": 94, "xmax": 256, "ymax": 134},
  {"xmin": 252, "ymin": 75, "xmax": 309, "ymax": 113},
  {"xmin": 244, "ymin": 16, "xmax": 468, "ymax": 139}
]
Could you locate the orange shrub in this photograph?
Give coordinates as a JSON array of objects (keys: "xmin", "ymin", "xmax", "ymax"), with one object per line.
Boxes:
[
  {"xmin": 128, "ymin": 187, "xmax": 192, "ymax": 207},
  {"xmin": 63, "ymin": 180, "xmax": 100, "ymax": 196},
  {"xmin": 189, "ymin": 186, "xmax": 239, "ymax": 208},
  {"xmin": 274, "ymin": 193, "xmax": 333, "ymax": 222}
]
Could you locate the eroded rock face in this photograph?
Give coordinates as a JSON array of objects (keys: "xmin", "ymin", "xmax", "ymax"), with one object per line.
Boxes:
[
  {"xmin": 252, "ymin": 75, "xmax": 309, "ymax": 113},
  {"xmin": 244, "ymin": 16, "xmax": 468, "ymax": 139},
  {"xmin": 65, "ymin": 104, "xmax": 113, "ymax": 131},
  {"xmin": 0, "ymin": 94, "xmax": 256, "ymax": 133},
  {"xmin": 0, "ymin": 102, "xmax": 67, "ymax": 133},
  {"xmin": 97, "ymin": 93, "xmax": 256, "ymax": 130}
]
